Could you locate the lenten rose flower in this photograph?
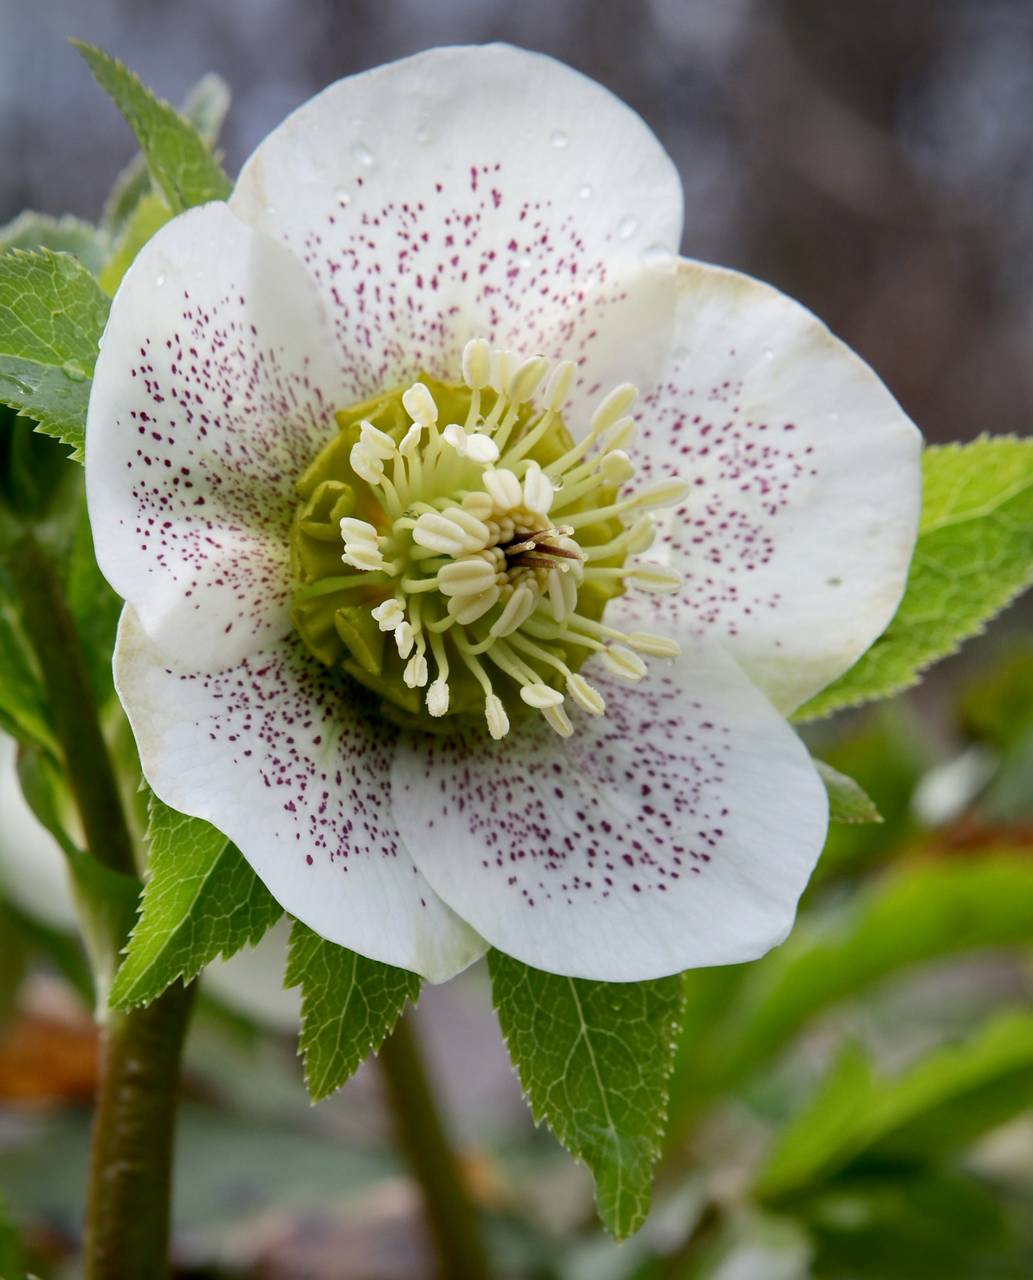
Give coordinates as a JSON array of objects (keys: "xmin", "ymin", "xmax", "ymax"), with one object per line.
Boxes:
[{"xmin": 86, "ymin": 45, "xmax": 921, "ymax": 983}]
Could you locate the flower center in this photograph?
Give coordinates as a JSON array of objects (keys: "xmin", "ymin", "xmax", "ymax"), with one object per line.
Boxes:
[{"xmin": 290, "ymin": 340, "xmax": 686, "ymax": 738}]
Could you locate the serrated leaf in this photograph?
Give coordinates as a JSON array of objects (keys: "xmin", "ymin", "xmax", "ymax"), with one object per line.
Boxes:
[
  {"xmin": 98, "ymin": 194, "xmax": 172, "ymax": 297},
  {"xmin": 75, "ymin": 43, "xmax": 232, "ymax": 214},
  {"xmin": 758, "ymin": 1012, "xmax": 1033, "ymax": 1199},
  {"xmin": 670, "ymin": 856, "xmax": 1033, "ymax": 1129},
  {"xmin": 0, "ymin": 249, "xmax": 109, "ymax": 458},
  {"xmin": 0, "ymin": 210, "xmax": 110, "ymax": 276},
  {"xmin": 103, "ymin": 72, "xmax": 231, "ymax": 234},
  {"xmin": 815, "ymin": 759, "xmax": 882, "ymax": 825},
  {"xmin": 489, "ymin": 951, "xmax": 684, "ymax": 1239},
  {"xmin": 109, "ymin": 795, "xmax": 281, "ymax": 1010},
  {"xmin": 799, "ymin": 438, "xmax": 1033, "ymax": 720},
  {"xmin": 286, "ymin": 920, "xmax": 420, "ymax": 1101}
]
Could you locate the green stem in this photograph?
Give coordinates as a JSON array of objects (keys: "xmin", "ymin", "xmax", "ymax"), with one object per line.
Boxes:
[
  {"xmin": 83, "ymin": 982, "xmax": 196, "ymax": 1279},
  {"xmin": 6, "ymin": 531, "xmax": 136, "ymax": 878},
  {"xmin": 5, "ymin": 530, "xmax": 196, "ymax": 1279},
  {"xmin": 377, "ymin": 1012, "xmax": 491, "ymax": 1280}
]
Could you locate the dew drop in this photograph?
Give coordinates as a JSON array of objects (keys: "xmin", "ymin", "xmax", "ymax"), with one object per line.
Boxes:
[
  {"xmin": 335, "ymin": 188, "xmax": 351, "ymax": 208},
  {"xmin": 550, "ymin": 129, "xmax": 569, "ymax": 149},
  {"xmin": 155, "ymin": 272, "xmax": 167, "ymax": 287},
  {"xmin": 617, "ymin": 214, "xmax": 639, "ymax": 240},
  {"xmin": 0, "ymin": 372, "xmax": 32, "ymax": 396},
  {"xmin": 763, "ymin": 346, "xmax": 775, "ymax": 361},
  {"xmin": 578, "ymin": 184, "xmax": 593, "ymax": 200},
  {"xmin": 519, "ymin": 255, "xmax": 533, "ymax": 270},
  {"xmin": 61, "ymin": 361, "xmax": 87, "ymax": 383},
  {"xmin": 264, "ymin": 204, "xmax": 276, "ymax": 217},
  {"xmin": 351, "ymin": 140, "xmax": 375, "ymax": 167}
]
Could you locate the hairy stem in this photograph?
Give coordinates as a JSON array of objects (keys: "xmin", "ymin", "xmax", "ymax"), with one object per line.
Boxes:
[
  {"xmin": 6, "ymin": 531, "xmax": 195, "ymax": 1279},
  {"xmin": 83, "ymin": 983, "xmax": 196, "ymax": 1279},
  {"xmin": 7, "ymin": 531, "xmax": 136, "ymax": 878},
  {"xmin": 377, "ymin": 1012, "xmax": 491, "ymax": 1280}
]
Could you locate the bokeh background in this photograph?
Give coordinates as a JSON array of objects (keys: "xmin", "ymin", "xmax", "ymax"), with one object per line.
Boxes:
[{"xmin": 3, "ymin": 3, "xmax": 1033, "ymax": 1278}]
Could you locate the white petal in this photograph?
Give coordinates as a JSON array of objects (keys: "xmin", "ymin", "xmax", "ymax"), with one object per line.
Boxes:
[
  {"xmin": 629, "ymin": 260, "xmax": 922, "ymax": 712},
  {"xmin": 114, "ymin": 608, "xmax": 484, "ymax": 983},
  {"xmin": 392, "ymin": 647, "xmax": 827, "ymax": 980},
  {"xmin": 229, "ymin": 45, "xmax": 682, "ymax": 404},
  {"xmin": 86, "ymin": 203, "xmax": 345, "ymax": 669}
]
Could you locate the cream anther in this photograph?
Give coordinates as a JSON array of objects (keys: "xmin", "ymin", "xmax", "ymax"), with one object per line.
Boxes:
[
  {"xmin": 600, "ymin": 645, "xmax": 648, "ymax": 680},
  {"xmin": 427, "ymin": 678, "xmax": 450, "ymax": 716},
  {"xmin": 359, "ymin": 420, "xmax": 397, "ymax": 460},
  {"xmin": 438, "ymin": 558, "xmax": 499, "ymax": 597},
  {"xmin": 509, "ymin": 355, "xmax": 550, "ymax": 404},
  {"xmin": 522, "ymin": 463, "xmax": 555, "ymax": 515},
  {"xmin": 350, "ymin": 443, "xmax": 384, "ymax": 485},
  {"xmin": 520, "ymin": 683, "xmax": 565, "ymax": 709},
  {"xmin": 543, "ymin": 359, "xmax": 575, "ymax": 410},
  {"xmin": 632, "ymin": 477, "xmax": 691, "ymax": 510},
  {"xmin": 590, "ymin": 382, "xmax": 638, "ymax": 434},
  {"xmin": 394, "ymin": 622, "xmax": 415, "ymax": 658},
  {"xmin": 484, "ymin": 694, "xmax": 510, "ymax": 740},
  {"xmin": 372, "ymin": 599, "xmax": 405, "ymax": 631},
  {"xmin": 402, "ymin": 382, "xmax": 438, "ymax": 426},
  {"xmin": 629, "ymin": 563, "xmax": 682, "ymax": 593},
  {"xmin": 566, "ymin": 673, "xmax": 605, "ymax": 715},
  {"xmin": 600, "ymin": 450, "xmax": 636, "ymax": 485},
  {"xmin": 483, "ymin": 468, "xmax": 522, "ymax": 511},
  {"xmin": 627, "ymin": 632, "xmax": 681, "ymax": 658},
  {"xmin": 462, "ymin": 338, "xmax": 493, "ymax": 389},
  {"xmin": 490, "ymin": 349, "xmax": 515, "ymax": 395},
  {"xmin": 601, "ymin": 415, "xmax": 637, "ymax": 453}
]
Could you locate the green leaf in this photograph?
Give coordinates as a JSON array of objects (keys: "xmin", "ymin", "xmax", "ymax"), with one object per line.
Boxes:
[
  {"xmin": 103, "ymin": 72, "xmax": 231, "ymax": 234},
  {"xmin": 286, "ymin": 920, "xmax": 420, "ymax": 1101},
  {"xmin": 0, "ymin": 210, "xmax": 110, "ymax": 276},
  {"xmin": 799, "ymin": 439, "xmax": 1033, "ymax": 720},
  {"xmin": 800, "ymin": 1171, "xmax": 1025, "ymax": 1280},
  {"xmin": 488, "ymin": 951, "xmax": 684, "ymax": 1239},
  {"xmin": 815, "ymin": 759, "xmax": 882, "ymax": 825},
  {"xmin": 758, "ymin": 1012, "xmax": 1033, "ymax": 1198},
  {"xmin": 0, "ymin": 1194, "xmax": 24, "ymax": 1280},
  {"xmin": 0, "ymin": 595, "xmax": 56, "ymax": 754},
  {"xmin": 669, "ymin": 856, "xmax": 1033, "ymax": 1128},
  {"xmin": 75, "ymin": 43, "xmax": 232, "ymax": 214},
  {"xmin": 0, "ymin": 249, "xmax": 109, "ymax": 458},
  {"xmin": 63, "ymin": 499, "xmax": 123, "ymax": 706},
  {"xmin": 98, "ymin": 194, "xmax": 172, "ymax": 297},
  {"xmin": 109, "ymin": 795, "xmax": 281, "ymax": 1011}
]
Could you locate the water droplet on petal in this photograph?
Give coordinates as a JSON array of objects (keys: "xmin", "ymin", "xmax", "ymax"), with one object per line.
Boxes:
[
  {"xmin": 519, "ymin": 255, "xmax": 533, "ymax": 270},
  {"xmin": 335, "ymin": 188, "xmax": 351, "ymax": 208},
  {"xmin": 264, "ymin": 203, "xmax": 276, "ymax": 217},
  {"xmin": 642, "ymin": 242, "xmax": 676, "ymax": 273},
  {"xmin": 763, "ymin": 347, "xmax": 775, "ymax": 361},
  {"xmin": 617, "ymin": 215, "xmax": 639, "ymax": 240},
  {"xmin": 550, "ymin": 129, "xmax": 569, "ymax": 149},
  {"xmin": 351, "ymin": 140, "xmax": 375, "ymax": 167},
  {"xmin": 155, "ymin": 272, "xmax": 167, "ymax": 287},
  {"xmin": 578, "ymin": 184, "xmax": 593, "ymax": 200},
  {"xmin": 61, "ymin": 361, "xmax": 87, "ymax": 382}
]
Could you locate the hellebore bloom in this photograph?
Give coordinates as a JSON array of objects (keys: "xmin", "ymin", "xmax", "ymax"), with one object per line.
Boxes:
[{"xmin": 87, "ymin": 46, "xmax": 921, "ymax": 982}]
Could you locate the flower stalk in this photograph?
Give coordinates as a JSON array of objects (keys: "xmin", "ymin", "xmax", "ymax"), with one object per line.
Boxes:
[
  {"xmin": 377, "ymin": 1011, "xmax": 491, "ymax": 1280},
  {"xmin": 4, "ymin": 530, "xmax": 195, "ymax": 1280}
]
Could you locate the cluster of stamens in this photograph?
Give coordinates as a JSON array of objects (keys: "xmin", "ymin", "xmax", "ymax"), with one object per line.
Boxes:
[{"xmin": 330, "ymin": 338, "xmax": 687, "ymax": 739}]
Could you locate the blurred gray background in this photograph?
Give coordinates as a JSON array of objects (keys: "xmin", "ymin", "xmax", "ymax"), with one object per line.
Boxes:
[{"xmin": 3, "ymin": 0, "xmax": 1032, "ymax": 445}]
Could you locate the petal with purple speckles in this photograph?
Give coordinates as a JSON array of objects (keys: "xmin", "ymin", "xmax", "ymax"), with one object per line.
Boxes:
[
  {"xmin": 623, "ymin": 260, "xmax": 922, "ymax": 713},
  {"xmin": 114, "ymin": 607, "xmax": 485, "ymax": 983},
  {"xmin": 87, "ymin": 203, "xmax": 347, "ymax": 669},
  {"xmin": 229, "ymin": 44, "xmax": 682, "ymax": 411},
  {"xmin": 391, "ymin": 645, "xmax": 827, "ymax": 981}
]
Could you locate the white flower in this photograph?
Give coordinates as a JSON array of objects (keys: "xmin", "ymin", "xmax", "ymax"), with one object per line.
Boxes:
[{"xmin": 86, "ymin": 46, "xmax": 921, "ymax": 983}]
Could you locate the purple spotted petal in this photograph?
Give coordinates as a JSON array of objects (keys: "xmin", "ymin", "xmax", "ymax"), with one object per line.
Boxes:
[
  {"xmin": 87, "ymin": 203, "xmax": 347, "ymax": 669},
  {"xmin": 114, "ymin": 608, "xmax": 485, "ymax": 982},
  {"xmin": 391, "ymin": 645, "xmax": 827, "ymax": 981},
  {"xmin": 229, "ymin": 44, "xmax": 682, "ymax": 414},
  {"xmin": 622, "ymin": 261, "xmax": 922, "ymax": 712}
]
